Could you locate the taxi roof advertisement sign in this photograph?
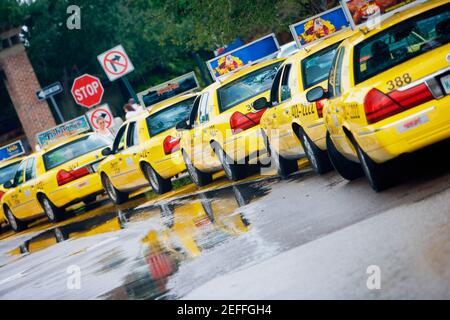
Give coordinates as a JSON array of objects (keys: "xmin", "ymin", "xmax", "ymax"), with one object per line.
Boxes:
[
  {"xmin": 340, "ymin": 0, "xmax": 420, "ymax": 29},
  {"xmin": 0, "ymin": 140, "xmax": 25, "ymax": 161},
  {"xmin": 206, "ymin": 34, "xmax": 280, "ymax": 80},
  {"xmin": 138, "ymin": 72, "xmax": 200, "ymax": 108},
  {"xmin": 290, "ymin": 6, "xmax": 350, "ymax": 49},
  {"xmin": 36, "ymin": 116, "xmax": 91, "ymax": 147}
]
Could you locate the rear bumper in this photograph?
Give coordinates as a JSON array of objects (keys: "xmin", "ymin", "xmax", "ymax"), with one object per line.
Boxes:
[
  {"xmin": 223, "ymin": 126, "xmax": 267, "ymax": 163},
  {"xmin": 153, "ymin": 150, "xmax": 187, "ymax": 179},
  {"xmin": 355, "ymin": 97, "xmax": 450, "ymax": 163},
  {"xmin": 49, "ymin": 173, "xmax": 104, "ymax": 208}
]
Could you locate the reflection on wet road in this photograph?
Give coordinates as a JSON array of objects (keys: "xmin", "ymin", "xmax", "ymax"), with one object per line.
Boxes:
[{"xmin": 0, "ymin": 140, "xmax": 450, "ymax": 299}]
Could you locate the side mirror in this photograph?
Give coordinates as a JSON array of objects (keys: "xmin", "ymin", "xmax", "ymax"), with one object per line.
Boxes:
[
  {"xmin": 101, "ymin": 147, "xmax": 113, "ymax": 156},
  {"xmin": 306, "ymin": 86, "xmax": 328, "ymax": 103},
  {"xmin": 253, "ymin": 97, "xmax": 270, "ymax": 111},
  {"xmin": 3, "ymin": 181, "xmax": 14, "ymax": 189},
  {"xmin": 176, "ymin": 120, "xmax": 190, "ymax": 131}
]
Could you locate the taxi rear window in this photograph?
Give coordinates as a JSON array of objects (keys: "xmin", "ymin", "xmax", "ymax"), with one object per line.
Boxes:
[
  {"xmin": 0, "ymin": 161, "xmax": 21, "ymax": 185},
  {"xmin": 301, "ymin": 42, "xmax": 341, "ymax": 90},
  {"xmin": 146, "ymin": 97, "xmax": 196, "ymax": 137},
  {"xmin": 43, "ymin": 135, "xmax": 109, "ymax": 171},
  {"xmin": 217, "ymin": 61, "xmax": 282, "ymax": 112},
  {"xmin": 354, "ymin": 4, "xmax": 450, "ymax": 84}
]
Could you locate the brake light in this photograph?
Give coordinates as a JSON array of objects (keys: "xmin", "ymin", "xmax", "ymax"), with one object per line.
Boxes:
[
  {"xmin": 316, "ymin": 99, "xmax": 327, "ymax": 118},
  {"xmin": 364, "ymin": 83, "xmax": 433, "ymax": 124},
  {"xmin": 56, "ymin": 167, "xmax": 90, "ymax": 186},
  {"xmin": 230, "ymin": 109, "xmax": 266, "ymax": 134},
  {"xmin": 163, "ymin": 135, "xmax": 180, "ymax": 155},
  {"xmin": 0, "ymin": 191, "xmax": 5, "ymax": 201}
]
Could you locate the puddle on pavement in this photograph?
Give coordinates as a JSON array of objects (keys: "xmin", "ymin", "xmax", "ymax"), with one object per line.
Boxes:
[{"xmin": 3, "ymin": 178, "xmax": 273, "ymax": 299}]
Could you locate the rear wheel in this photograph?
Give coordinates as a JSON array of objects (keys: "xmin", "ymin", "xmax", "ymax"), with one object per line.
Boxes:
[
  {"xmin": 182, "ymin": 150, "xmax": 213, "ymax": 187},
  {"xmin": 356, "ymin": 144, "xmax": 391, "ymax": 192},
  {"xmin": 326, "ymin": 133, "xmax": 363, "ymax": 181},
  {"xmin": 267, "ymin": 140, "xmax": 298, "ymax": 178},
  {"xmin": 39, "ymin": 195, "xmax": 64, "ymax": 223},
  {"xmin": 214, "ymin": 144, "xmax": 246, "ymax": 181},
  {"xmin": 4, "ymin": 206, "xmax": 27, "ymax": 232},
  {"xmin": 143, "ymin": 163, "xmax": 173, "ymax": 195},
  {"xmin": 298, "ymin": 127, "xmax": 333, "ymax": 175},
  {"xmin": 101, "ymin": 174, "xmax": 129, "ymax": 205}
]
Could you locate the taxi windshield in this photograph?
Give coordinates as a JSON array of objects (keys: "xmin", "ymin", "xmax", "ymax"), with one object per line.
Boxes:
[
  {"xmin": 301, "ymin": 42, "xmax": 341, "ymax": 90},
  {"xmin": 0, "ymin": 161, "xmax": 21, "ymax": 185},
  {"xmin": 354, "ymin": 4, "xmax": 450, "ymax": 84},
  {"xmin": 217, "ymin": 61, "xmax": 282, "ymax": 112},
  {"xmin": 43, "ymin": 135, "xmax": 109, "ymax": 171},
  {"xmin": 146, "ymin": 97, "xmax": 196, "ymax": 137}
]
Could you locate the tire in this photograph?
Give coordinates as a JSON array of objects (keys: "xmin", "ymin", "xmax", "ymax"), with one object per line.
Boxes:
[
  {"xmin": 298, "ymin": 127, "xmax": 333, "ymax": 175},
  {"xmin": 182, "ymin": 150, "xmax": 213, "ymax": 187},
  {"xmin": 39, "ymin": 194, "xmax": 64, "ymax": 223},
  {"xmin": 355, "ymin": 143, "xmax": 391, "ymax": 192},
  {"xmin": 326, "ymin": 133, "xmax": 363, "ymax": 181},
  {"xmin": 214, "ymin": 144, "xmax": 246, "ymax": 181},
  {"xmin": 4, "ymin": 205, "xmax": 27, "ymax": 232},
  {"xmin": 267, "ymin": 140, "xmax": 298, "ymax": 178},
  {"xmin": 143, "ymin": 162, "xmax": 172, "ymax": 195},
  {"xmin": 101, "ymin": 174, "xmax": 129, "ymax": 205}
]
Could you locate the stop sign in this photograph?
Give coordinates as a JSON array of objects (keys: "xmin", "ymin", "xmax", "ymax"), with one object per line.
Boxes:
[{"xmin": 71, "ymin": 74, "xmax": 104, "ymax": 108}]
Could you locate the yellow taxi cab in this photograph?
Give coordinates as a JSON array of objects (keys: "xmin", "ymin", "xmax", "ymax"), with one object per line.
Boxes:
[
  {"xmin": 0, "ymin": 156, "xmax": 24, "ymax": 227},
  {"xmin": 98, "ymin": 94, "xmax": 197, "ymax": 203},
  {"xmin": 1, "ymin": 133, "xmax": 110, "ymax": 231},
  {"xmin": 306, "ymin": 0, "xmax": 450, "ymax": 191},
  {"xmin": 258, "ymin": 29, "xmax": 356, "ymax": 177},
  {"xmin": 177, "ymin": 59, "xmax": 284, "ymax": 185}
]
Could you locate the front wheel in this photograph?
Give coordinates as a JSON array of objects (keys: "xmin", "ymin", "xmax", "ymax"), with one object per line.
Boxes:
[
  {"xmin": 183, "ymin": 151, "xmax": 213, "ymax": 187},
  {"xmin": 266, "ymin": 140, "xmax": 298, "ymax": 178},
  {"xmin": 214, "ymin": 144, "xmax": 246, "ymax": 181},
  {"xmin": 143, "ymin": 163, "xmax": 173, "ymax": 195},
  {"xmin": 298, "ymin": 128, "xmax": 333, "ymax": 175},
  {"xmin": 39, "ymin": 195, "xmax": 64, "ymax": 223},
  {"xmin": 101, "ymin": 174, "xmax": 129, "ymax": 205},
  {"xmin": 4, "ymin": 206, "xmax": 27, "ymax": 232},
  {"xmin": 326, "ymin": 133, "xmax": 363, "ymax": 181}
]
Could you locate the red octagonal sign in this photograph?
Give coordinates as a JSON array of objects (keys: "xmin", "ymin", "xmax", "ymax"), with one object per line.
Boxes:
[{"xmin": 71, "ymin": 74, "xmax": 104, "ymax": 108}]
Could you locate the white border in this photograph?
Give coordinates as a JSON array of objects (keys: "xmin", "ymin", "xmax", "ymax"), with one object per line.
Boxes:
[
  {"xmin": 206, "ymin": 33, "xmax": 280, "ymax": 81},
  {"xmin": 289, "ymin": 6, "xmax": 350, "ymax": 49},
  {"xmin": 137, "ymin": 71, "xmax": 200, "ymax": 107}
]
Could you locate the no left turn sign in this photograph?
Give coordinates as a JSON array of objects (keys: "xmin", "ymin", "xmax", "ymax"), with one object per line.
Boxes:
[
  {"xmin": 86, "ymin": 104, "xmax": 114, "ymax": 130},
  {"xmin": 97, "ymin": 45, "xmax": 135, "ymax": 81}
]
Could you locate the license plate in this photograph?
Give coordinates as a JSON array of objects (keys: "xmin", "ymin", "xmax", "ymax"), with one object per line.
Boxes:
[
  {"xmin": 441, "ymin": 74, "xmax": 450, "ymax": 95},
  {"xmin": 92, "ymin": 162, "xmax": 101, "ymax": 172}
]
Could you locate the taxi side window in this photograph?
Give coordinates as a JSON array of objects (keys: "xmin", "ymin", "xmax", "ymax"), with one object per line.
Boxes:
[
  {"xmin": 126, "ymin": 122, "xmax": 139, "ymax": 147},
  {"xmin": 13, "ymin": 160, "xmax": 26, "ymax": 186},
  {"xmin": 328, "ymin": 47, "xmax": 344, "ymax": 98},
  {"xmin": 189, "ymin": 96, "xmax": 201, "ymax": 127},
  {"xmin": 198, "ymin": 93, "xmax": 210, "ymax": 124},
  {"xmin": 113, "ymin": 125, "xmax": 127, "ymax": 153},
  {"xmin": 269, "ymin": 66, "xmax": 284, "ymax": 106},
  {"xmin": 280, "ymin": 64, "xmax": 292, "ymax": 102},
  {"xmin": 334, "ymin": 48, "xmax": 345, "ymax": 97},
  {"xmin": 25, "ymin": 157, "xmax": 36, "ymax": 181}
]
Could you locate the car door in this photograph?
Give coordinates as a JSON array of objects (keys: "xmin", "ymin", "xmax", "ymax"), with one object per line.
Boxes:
[
  {"xmin": 9, "ymin": 160, "xmax": 28, "ymax": 218},
  {"xmin": 108, "ymin": 124, "xmax": 129, "ymax": 188},
  {"xmin": 20, "ymin": 156, "xmax": 42, "ymax": 218},
  {"xmin": 122, "ymin": 120, "xmax": 147, "ymax": 189},
  {"xmin": 193, "ymin": 92, "xmax": 214, "ymax": 171}
]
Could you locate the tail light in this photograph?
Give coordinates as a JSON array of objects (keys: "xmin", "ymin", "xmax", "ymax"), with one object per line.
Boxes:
[
  {"xmin": 315, "ymin": 99, "xmax": 327, "ymax": 118},
  {"xmin": 364, "ymin": 83, "xmax": 433, "ymax": 124},
  {"xmin": 56, "ymin": 167, "xmax": 90, "ymax": 186},
  {"xmin": 230, "ymin": 109, "xmax": 266, "ymax": 135},
  {"xmin": 163, "ymin": 135, "xmax": 180, "ymax": 155},
  {"xmin": 0, "ymin": 191, "xmax": 5, "ymax": 201}
]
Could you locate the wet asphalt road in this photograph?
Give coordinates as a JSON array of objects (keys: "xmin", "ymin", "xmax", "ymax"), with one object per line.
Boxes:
[{"xmin": 0, "ymin": 140, "xmax": 449, "ymax": 300}]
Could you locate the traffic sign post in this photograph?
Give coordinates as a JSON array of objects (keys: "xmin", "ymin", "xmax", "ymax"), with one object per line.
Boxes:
[
  {"xmin": 97, "ymin": 45, "xmax": 138, "ymax": 103},
  {"xmin": 71, "ymin": 74, "xmax": 104, "ymax": 109},
  {"xmin": 36, "ymin": 82, "xmax": 65, "ymax": 123}
]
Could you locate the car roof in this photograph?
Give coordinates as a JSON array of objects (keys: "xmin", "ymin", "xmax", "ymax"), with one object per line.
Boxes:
[
  {"xmin": 0, "ymin": 156, "xmax": 25, "ymax": 169},
  {"xmin": 343, "ymin": 0, "xmax": 447, "ymax": 47}
]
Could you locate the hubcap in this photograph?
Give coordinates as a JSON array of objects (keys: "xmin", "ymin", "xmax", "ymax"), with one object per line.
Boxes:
[
  {"xmin": 6, "ymin": 209, "xmax": 17, "ymax": 230},
  {"xmin": 105, "ymin": 178, "xmax": 117, "ymax": 202},
  {"xmin": 358, "ymin": 148, "xmax": 372, "ymax": 183},
  {"xmin": 218, "ymin": 149, "xmax": 233, "ymax": 178},
  {"xmin": 303, "ymin": 134, "xmax": 318, "ymax": 170},
  {"xmin": 185, "ymin": 156, "xmax": 199, "ymax": 185},
  {"xmin": 147, "ymin": 166, "xmax": 159, "ymax": 190},
  {"xmin": 43, "ymin": 198, "xmax": 55, "ymax": 220}
]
